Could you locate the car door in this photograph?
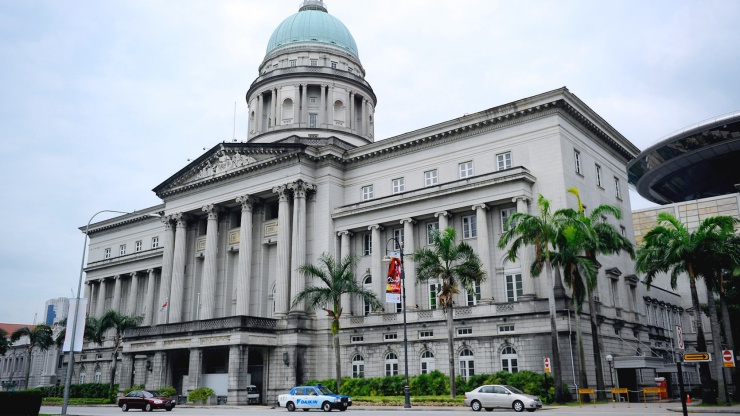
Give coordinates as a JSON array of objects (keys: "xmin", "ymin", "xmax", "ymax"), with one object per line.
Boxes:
[
  {"xmin": 305, "ymin": 387, "xmax": 321, "ymax": 409},
  {"xmin": 293, "ymin": 388, "xmax": 307, "ymax": 409},
  {"xmin": 491, "ymin": 386, "xmax": 510, "ymax": 408},
  {"xmin": 477, "ymin": 386, "xmax": 495, "ymax": 407}
]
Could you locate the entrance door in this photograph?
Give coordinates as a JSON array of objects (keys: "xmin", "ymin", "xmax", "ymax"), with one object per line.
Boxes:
[{"xmin": 247, "ymin": 350, "xmax": 264, "ymax": 404}]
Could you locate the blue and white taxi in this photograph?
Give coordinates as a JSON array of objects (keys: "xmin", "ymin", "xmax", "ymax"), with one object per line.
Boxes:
[{"xmin": 278, "ymin": 384, "xmax": 352, "ymax": 412}]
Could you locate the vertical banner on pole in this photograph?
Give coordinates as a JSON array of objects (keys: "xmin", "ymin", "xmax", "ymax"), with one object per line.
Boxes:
[
  {"xmin": 676, "ymin": 325, "xmax": 684, "ymax": 350},
  {"xmin": 386, "ymin": 252, "xmax": 401, "ymax": 303},
  {"xmin": 62, "ymin": 298, "xmax": 88, "ymax": 352}
]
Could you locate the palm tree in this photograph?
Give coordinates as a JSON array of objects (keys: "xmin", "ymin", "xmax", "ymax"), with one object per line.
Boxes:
[
  {"xmin": 498, "ymin": 194, "xmax": 565, "ymax": 403},
  {"xmin": 0, "ymin": 328, "xmax": 8, "ymax": 356},
  {"xmin": 568, "ymin": 187, "xmax": 634, "ymax": 400},
  {"xmin": 96, "ymin": 310, "xmax": 143, "ymax": 395},
  {"xmin": 411, "ymin": 227, "xmax": 486, "ymax": 398},
  {"xmin": 636, "ymin": 213, "xmax": 738, "ymax": 403},
  {"xmin": 55, "ymin": 316, "xmax": 102, "ymax": 348},
  {"xmin": 293, "ymin": 253, "xmax": 381, "ymax": 392},
  {"xmin": 10, "ymin": 325, "xmax": 54, "ymax": 389}
]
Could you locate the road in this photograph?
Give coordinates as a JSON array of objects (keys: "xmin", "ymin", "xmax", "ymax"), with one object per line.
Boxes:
[{"xmin": 41, "ymin": 403, "xmax": 740, "ymax": 416}]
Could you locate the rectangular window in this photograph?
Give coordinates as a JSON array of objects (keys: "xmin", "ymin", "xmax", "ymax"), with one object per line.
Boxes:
[
  {"xmin": 457, "ymin": 328, "xmax": 473, "ymax": 336},
  {"xmin": 151, "ymin": 237, "xmax": 159, "ymax": 249},
  {"xmin": 104, "ymin": 248, "xmax": 111, "ymax": 259},
  {"xmin": 614, "ymin": 177, "xmax": 621, "ymax": 199},
  {"xmin": 309, "ymin": 97, "xmax": 317, "ymax": 104},
  {"xmin": 574, "ymin": 150, "xmax": 582, "ymax": 174},
  {"xmin": 424, "ymin": 169, "xmax": 438, "ymax": 186},
  {"xmin": 426, "ymin": 222, "xmax": 440, "ymax": 245},
  {"xmin": 135, "ymin": 240, "xmax": 142, "ymax": 253},
  {"xmin": 497, "ymin": 152, "xmax": 512, "ymax": 171},
  {"xmin": 419, "ymin": 331, "xmax": 434, "ymax": 339},
  {"xmin": 119, "ymin": 244, "xmax": 126, "ymax": 256},
  {"xmin": 595, "ymin": 164, "xmax": 602, "ymax": 187},
  {"xmin": 290, "ymin": 60, "xmax": 296, "ymax": 67},
  {"xmin": 429, "ymin": 283, "xmax": 439, "ymax": 309},
  {"xmin": 498, "ymin": 324, "xmax": 515, "ymax": 333},
  {"xmin": 384, "ymin": 333, "xmax": 398, "ymax": 341},
  {"xmin": 310, "ymin": 59, "xmax": 318, "ymax": 66},
  {"xmin": 331, "ymin": 61, "xmax": 337, "ymax": 69},
  {"xmin": 309, "ymin": 113, "xmax": 317, "ymax": 128},
  {"xmin": 611, "ymin": 280, "xmax": 620, "ymax": 307},
  {"xmin": 392, "ymin": 178, "xmax": 405, "ymax": 194},
  {"xmin": 350, "ymin": 335, "xmax": 364, "ymax": 343},
  {"xmin": 462, "ymin": 215, "xmax": 477, "ymax": 238},
  {"xmin": 501, "ymin": 207, "xmax": 516, "ymax": 232},
  {"xmin": 506, "ymin": 273, "xmax": 523, "ymax": 302},
  {"xmin": 361, "ymin": 185, "xmax": 373, "ymax": 201},
  {"xmin": 459, "ymin": 161, "xmax": 474, "ymax": 178},
  {"xmin": 393, "ymin": 228, "xmax": 404, "ymax": 250},
  {"xmin": 620, "ymin": 226, "xmax": 626, "ymax": 237},
  {"xmin": 363, "ymin": 234, "xmax": 372, "ymax": 256},
  {"xmin": 467, "ymin": 281, "xmax": 481, "ymax": 306}
]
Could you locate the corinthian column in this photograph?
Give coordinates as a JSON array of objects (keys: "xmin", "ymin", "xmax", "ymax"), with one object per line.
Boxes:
[
  {"xmin": 143, "ymin": 269, "xmax": 156, "ymax": 326},
  {"xmin": 400, "ymin": 218, "xmax": 417, "ymax": 309},
  {"xmin": 473, "ymin": 204, "xmax": 493, "ymax": 301},
  {"xmin": 369, "ymin": 224, "xmax": 383, "ymax": 307},
  {"xmin": 435, "ymin": 211, "xmax": 450, "ymax": 231},
  {"xmin": 273, "ymin": 184, "xmax": 292, "ymax": 317},
  {"xmin": 96, "ymin": 278, "xmax": 107, "ymax": 317},
  {"xmin": 348, "ymin": 91, "xmax": 355, "ymax": 130},
  {"xmin": 157, "ymin": 217, "xmax": 176, "ymax": 324},
  {"xmin": 361, "ymin": 98, "xmax": 367, "ymax": 136},
  {"xmin": 168, "ymin": 213, "xmax": 190, "ymax": 323},
  {"xmin": 300, "ymin": 84, "xmax": 307, "ymax": 125},
  {"xmin": 127, "ymin": 272, "xmax": 139, "ymax": 316},
  {"xmin": 200, "ymin": 204, "xmax": 222, "ymax": 320},
  {"xmin": 256, "ymin": 93, "xmax": 263, "ymax": 133},
  {"xmin": 515, "ymin": 197, "xmax": 535, "ymax": 298},
  {"xmin": 289, "ymin": 180, "xmax": 316, "ymax": 314},
  {"xmin": 111, "ymin": 275, "xmax": 122, "ymax": 313},
  {"xmin": 338, "ymin": 231, "xmax": 353, "ymax": 313},
  {"xmin": 328, "ymin": 87, "xmax": 335, "ymax": 126},
  {"xmin": 235, "ymin": 195, "xmax": 257, "ymax": 316}
]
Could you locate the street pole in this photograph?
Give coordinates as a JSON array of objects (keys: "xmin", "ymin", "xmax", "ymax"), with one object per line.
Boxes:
[{"xmin": 399, "ymin": 244, "xmax": 411, "ymax": 409}]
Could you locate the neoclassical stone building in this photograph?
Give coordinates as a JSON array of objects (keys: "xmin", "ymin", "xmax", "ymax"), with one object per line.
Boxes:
[{"xmin": 53, "ymin": 0, "xmax": 675, "ymax": 404}]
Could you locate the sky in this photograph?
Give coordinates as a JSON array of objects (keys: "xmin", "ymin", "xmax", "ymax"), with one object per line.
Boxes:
[{"xmin": 1, "ymin": 0, "xmax": 739, "ymax": 325}]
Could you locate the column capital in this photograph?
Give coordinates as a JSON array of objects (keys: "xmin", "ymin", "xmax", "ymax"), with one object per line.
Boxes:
[
  {"xmin": 160, "ymin": 215, "xmax": 174, "ymax": 229},
  {"xmin": 113, "ymin": 275, "xmax": 121, "ymax": 280},
  {"xmin": 512, "ymin": 196, "xmax": 532, "ymax": 204},
  {"xmin": 202, "ymin": 204, "xmax": 224, "ymax": 220},
  {"xmin": 130, "ymin": 271, "xmax": 137, "ymax": 278},
  {"xmin": 337, "ymin": 230, "xmax": 353, "ymax": 237},
  {"xmin": 368, "ymin": 224, "xmax": 383, "ymax": 231},
  {"xmin": 400, "ymin": 218, "xmax": 416, "ymax": 225},
  {"xmin": 147, "ymin": 268, "xmax": 155, "ymax": 274},
  {"xmin": 435, "ymin": 211, "xmax": 450, "ymax": 219},
  {"xmin": 472, "ymin": 203, "xmax": 488, "ymax": 211},
  {"xmin": 236, "ymin": 194, "xmax": 260, "ymax": 210},
  {"xmin": 288, "ymin": 180, "xmax": 316, "ymax": 199},
  {"xmin": 170, "ymin": 213, "xmax": 191, "ymax": 227},
  {"xmin": 272, "ymin": 184, "xmax": 291, "ymax": 201}
]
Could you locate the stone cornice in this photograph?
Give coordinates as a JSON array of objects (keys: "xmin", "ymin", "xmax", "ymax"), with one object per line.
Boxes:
[{"xmin": 81, "ymin": 205, "xmax": 164, "ymax": 236}]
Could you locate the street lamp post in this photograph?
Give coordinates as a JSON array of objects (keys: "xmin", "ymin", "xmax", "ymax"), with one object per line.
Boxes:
[
  {"xmin": 605, "ymin": 354, "xmax": 615, "ymax": 402},
  {"xmin": 62, "ymin": 210, "xmax": 130, "ymax": 415},
  {"xmin": 383, "ymin": 237, "xmax": 411, "ymax": 408}
]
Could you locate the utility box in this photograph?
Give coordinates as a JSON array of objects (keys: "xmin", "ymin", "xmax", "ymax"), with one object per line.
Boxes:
[{"xmin": 654, "ymin": 377, "xmax": 668, "ymax": 399}]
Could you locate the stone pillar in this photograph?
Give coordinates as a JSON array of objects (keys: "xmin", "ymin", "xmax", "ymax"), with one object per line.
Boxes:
[
  {"xmin": 158, "ymin": 217, "xmax": 176, "ymax": 325},
  {"xmin": 270, "ymin": 89, "xmax": 276, "ymax": 128},
  {"xmin": 83, "ymin": 282, "xmax": 91, "ymax": 305},
  {"xmin": 120, "ymin": 353, "xmax": 134, "ymax": 391},
  {"xmin": 143, "ymin": 269, "xmax": 156, "ymax": 326},
  {"xmin": 96, "ymin": 278, "xmax": 107, "ymax": 317},
  {"xmin": 435, "ymin": 211, "xmax": 450, "ymax": 231},
  {"xmin": 111, "ymin": 275, "xmax": 122, "ymax": 313},
  {"xmin": 473, "ymin": 204, "xmax": 493, "ymax": 301},
  {"xmin": 320, "ymin": 85, "xmax": 326, "ymax": 127},
  {"xmin": 227, "ymin": 345, "xmax": 249, "ymax": 404},
  {"xmin": 300, "ymin": 84, "xmax": 308, "ymax": 126},
  {"xmin": 514, "ymin": 197, "xmax": 535, "ymax": 298},
  {"xmin": 369, "ymin": 225, "xmax": 383, "ymax": 307},
  {"xmin": 289, "ymin": 180, "xmax": 315, "ymax": 314},
  {"xmin": 169, "ymin": 213, "xmax": 190, "ymax": 324},
  {"xmin": 361, "ymin": 98, "xmax": 367, "ymax": 136},
  {"xmin": 329, "ymin": 86, "xmax": 335, "ymax": 126},
  {"xmin": 152, "ymin": 351, "xmax": 168, "ymax": 389},
  {"xmin": 187, "ymin": 348, "xmax": 203, "ymax": 394},
  {"xmin": 292, "ymin": 85, "xmax": 299, "ymax": 123},
  {"xmin": 127, "ymin": 272, "xmax": 139, "ymax": 316},
  {"xmin": 401, "ymin": 218, "xmax": 417, "ymax": 309},
  {"xmin": 348, "ymin": 91, "xmax": 354, "ymax": 130},
  {"xmin": 200, "ymin": 204, "xmax": 222, "ymax": 320},
  {"xmin": 273, "ymin": 184, "xmax": 292, "ymax": 317},
  {"xmin": 235, "ymin": 195, "xmax": 256, "ymax": 316},
  {"xmin": 338, "ymin": 231, "xmax": 353, "ymax": 314},
  {"xmin": 256, "ymin": 93, "xmax": 263, "ymax": 133}
]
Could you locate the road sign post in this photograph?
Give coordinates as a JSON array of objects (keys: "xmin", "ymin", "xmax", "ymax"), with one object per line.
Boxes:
[
  {"xmin": 682, "ymin": 353, "xmax": 711, "ymax": 362},
  {"xmin": 722, "ymin": 350, "xmax": 735, "ymax": 368},
  {"xmin": 544, "ymin": 357, "xmax": 551, "ymax": 374}
]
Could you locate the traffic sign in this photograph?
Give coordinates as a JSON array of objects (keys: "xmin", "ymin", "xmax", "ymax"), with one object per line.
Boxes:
[
  {"xmin": 723, "ymin": 350, "xmax": 735, "ymax": 368},
  {"xmin": 683, "ymin": 353, "xmax": 711, "ymax": 362},
  {"xmin": 675, "ymin": 326, "xmax": 684, "ymax": 350},
  {"xmin": 544, "ymin": 357, "xmax": 551, "ymax": 374}
]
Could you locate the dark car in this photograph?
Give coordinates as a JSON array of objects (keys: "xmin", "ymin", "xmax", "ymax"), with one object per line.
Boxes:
[{"xmin": 117, "ymin": 390, "xmax": 176, "ymax": 412}]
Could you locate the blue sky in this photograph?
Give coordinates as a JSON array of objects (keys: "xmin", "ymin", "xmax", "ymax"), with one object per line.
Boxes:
[{"xmin": 1, "ymin": 0, "xmax": 739, "ymax": 324}]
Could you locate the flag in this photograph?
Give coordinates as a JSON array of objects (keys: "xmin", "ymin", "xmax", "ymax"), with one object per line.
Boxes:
[
  {"xmin": 62, "ymin": 298, "xmax": 88, "ymax": 352},
  {"xmin": 160, "ymin": 300, "xmax": 168, "ymax": 312}
]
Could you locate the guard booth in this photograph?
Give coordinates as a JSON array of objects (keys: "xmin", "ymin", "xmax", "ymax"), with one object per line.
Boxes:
[{"xmin": 612, "ymin": 356, "xmax": 665, "ymax": 402}]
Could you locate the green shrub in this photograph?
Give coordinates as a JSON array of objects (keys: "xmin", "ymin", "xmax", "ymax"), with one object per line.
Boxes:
[
  {"xmin": 158, "ymin": 385, "xmax": 177, "ymax": 397},
  {"xmin": 188, "ymin": 387, "xmax": 215, "ymax": 403},
  {"xmin": 123, "ymin": 384, "xmax": 146, "ymax": 395}
]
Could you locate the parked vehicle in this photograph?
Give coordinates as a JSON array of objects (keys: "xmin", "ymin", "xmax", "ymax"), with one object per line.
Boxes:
[
  {"xmin": 463, "ymin": 384, "xmax": 543, "ymax": 412},
  {"xmin": 117, "ymin": 390, "xmax": 176, "ymax": 412},
  {"xmin": 277, "ymin": 383, "xmax": 351, "ymax": 412},
  {"xmin": 246, "ymin": 384, "xmax": 260, "ymax": 404}
]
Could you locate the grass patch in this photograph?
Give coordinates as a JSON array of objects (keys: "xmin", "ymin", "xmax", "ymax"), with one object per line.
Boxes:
[
  {"xmin": 42, "ymin": 397, "xmax": 111, "ymax": 405},
  {"xmin": 353, "ymin": 395, "xmax": 465, "ymax": 406}
]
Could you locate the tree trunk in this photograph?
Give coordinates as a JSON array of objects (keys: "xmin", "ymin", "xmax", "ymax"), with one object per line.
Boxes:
[
  {"xmin": 575, "ymin": 307, "xmax": 588, "ymax": 396},
  {"xmin": 719, "ymin": 289, "xmax": 739, "ymax": 400},
  {"xmin": 110, "ymin": 341, "xmax": 121, "ymax": 398},
  {"xmin": 447, "ymin": 301, "xmax": 456, "ymax": 398},
  {"xmin": 707, "ymin": 285, "xmax": 726, "ymax": 404},
  {"xmin": 333, "ymin": 329, "xmax": 341, "ymax": 393},
  {"xmin": 587, "ymin": 291, "xmax": 606, "ymax": 400},
  {"xmin": 689, "ymin": 275, "xmax": 715, "ymax": 403},
  {"xmin": 24, "ymin": 346, "xmax": 32, "ymax": 390},
  {"xmin": 546, "ymin": 261, "xmax": 564, "ymax": 403}
]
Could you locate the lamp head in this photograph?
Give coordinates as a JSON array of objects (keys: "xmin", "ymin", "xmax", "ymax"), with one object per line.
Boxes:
[{"xmin": 606, "ymin": 354, "xmax": 613, "ymax": 362}]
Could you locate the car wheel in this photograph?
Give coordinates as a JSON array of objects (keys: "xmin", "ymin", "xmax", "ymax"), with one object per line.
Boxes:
[
  {"xmin": 303, "ymin": 409, "xmax": 310, "ymax": 412},
  {"xmin": 121, "ymin": 403, "xmax": 129, "ymax": 412},
  {"xmin": 512, "ymin": 400, "xmax": 524, "ymax": 412},
  {"xmin": 145, "ymin": 403, "xmax": 153, "ymax": 412},
  {"xmin": 339, "ymin": 408, "xmax": 346, "ymax": 412},
  {"xmin": 526, "ymin": 409, "xmax": 536, "ymax": 413},
  {"xmin": 166, "ymin": 408, "xmax": 173, "ymax": 412},
  {"xmin": 485, "ymin": 408, "xmax": 493, "ymax": 412},
  {"xmin": 471, "ymin": 400, "xmax": 482, "ymax": 411},
  {"xmin": 322, "ymin": 402, "xmax": 333, "ymax": 412},
  {"xmin": 287, "ymin": 402, "xmax": 296, "ymax": 412}
]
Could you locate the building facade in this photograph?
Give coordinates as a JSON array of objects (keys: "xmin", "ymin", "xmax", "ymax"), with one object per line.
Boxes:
[{"xmin": 51, "ymin": 0, "xmax": 668, "ymax": 404}]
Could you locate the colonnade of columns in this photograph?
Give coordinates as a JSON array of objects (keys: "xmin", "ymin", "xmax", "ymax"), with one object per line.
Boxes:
[{"xmin": 85, "ymin": 268, "xmax": 158, "ymax": 323}]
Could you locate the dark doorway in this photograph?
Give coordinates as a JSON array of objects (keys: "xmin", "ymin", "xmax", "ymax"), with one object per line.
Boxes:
[
  {"xmin": 247, "ymin": 350, "xmax": 264, "ymax": 404},
  {"xmin": 170, "ymin": 350, "xmax": 189, "ymax": 396},
  {"xmin": 617, "ymin": 368, "xmax": 638, "ymax": 402}
]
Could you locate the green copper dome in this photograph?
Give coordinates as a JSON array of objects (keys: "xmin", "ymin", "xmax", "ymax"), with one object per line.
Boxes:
[{"xmin": 265, "ymin": 2, "xmax": 359, "ymax": 58}]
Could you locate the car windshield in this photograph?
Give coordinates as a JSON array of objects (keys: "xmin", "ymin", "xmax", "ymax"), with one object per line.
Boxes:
[
  {"xmin": 317, "ymin": 386, "xmax": 334, "ymax": 395},
  {"xmin": 142, "ymin": 391, "xmax": 156, "ymax": 398},
  {"xmin": 504, "ymin": 385, "xmax": 524, "ymax": 394},
  {"xmin": 247, "ymin": 386, "xmax": 258, "ymax": 393}
]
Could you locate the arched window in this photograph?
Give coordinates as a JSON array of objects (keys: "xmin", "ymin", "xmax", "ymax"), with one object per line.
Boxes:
[
  {"xmin": 459, "ymin": 349, "xmax": 475, "ymax": 380},
  {"xmin": 334, "ymin": 100, "xmax": 345, "ymax": 125},
  {"xmin": 501, "ymin": 346, "xmax": 518, "ymax": 373},
  {"xmin": 352, "ymin": 354, "xmax": 364, "ymax": 378},
  {"xmin": 420, "ymin": 350, "xmax": 435, "ymax": 374},
  {"xmin": 79, "ymin": 366, "xmax": 87, "ymax": 384},
  {"xmin": 94, "ymin": 366, "xmax": 102, "ymax": 383},
  {"xmin": 385, "ymin": 352, "xmax": 398, "ymax": 376},
  {"xmin": 282, "ymin": 98, "xmax": 294, "ymax": 124},
  {"xmin": 363, "ymin": 275, "xmax": 372, "ymax": 316}
]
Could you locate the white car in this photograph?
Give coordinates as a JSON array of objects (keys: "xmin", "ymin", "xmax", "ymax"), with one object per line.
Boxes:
[
  {"xmin": 277, "ymin": 384, "xmax": 352, "ymax": 412},
  {"xmin": 464, "ymin": 384, "xmax": 543, "ymax": 412}
]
